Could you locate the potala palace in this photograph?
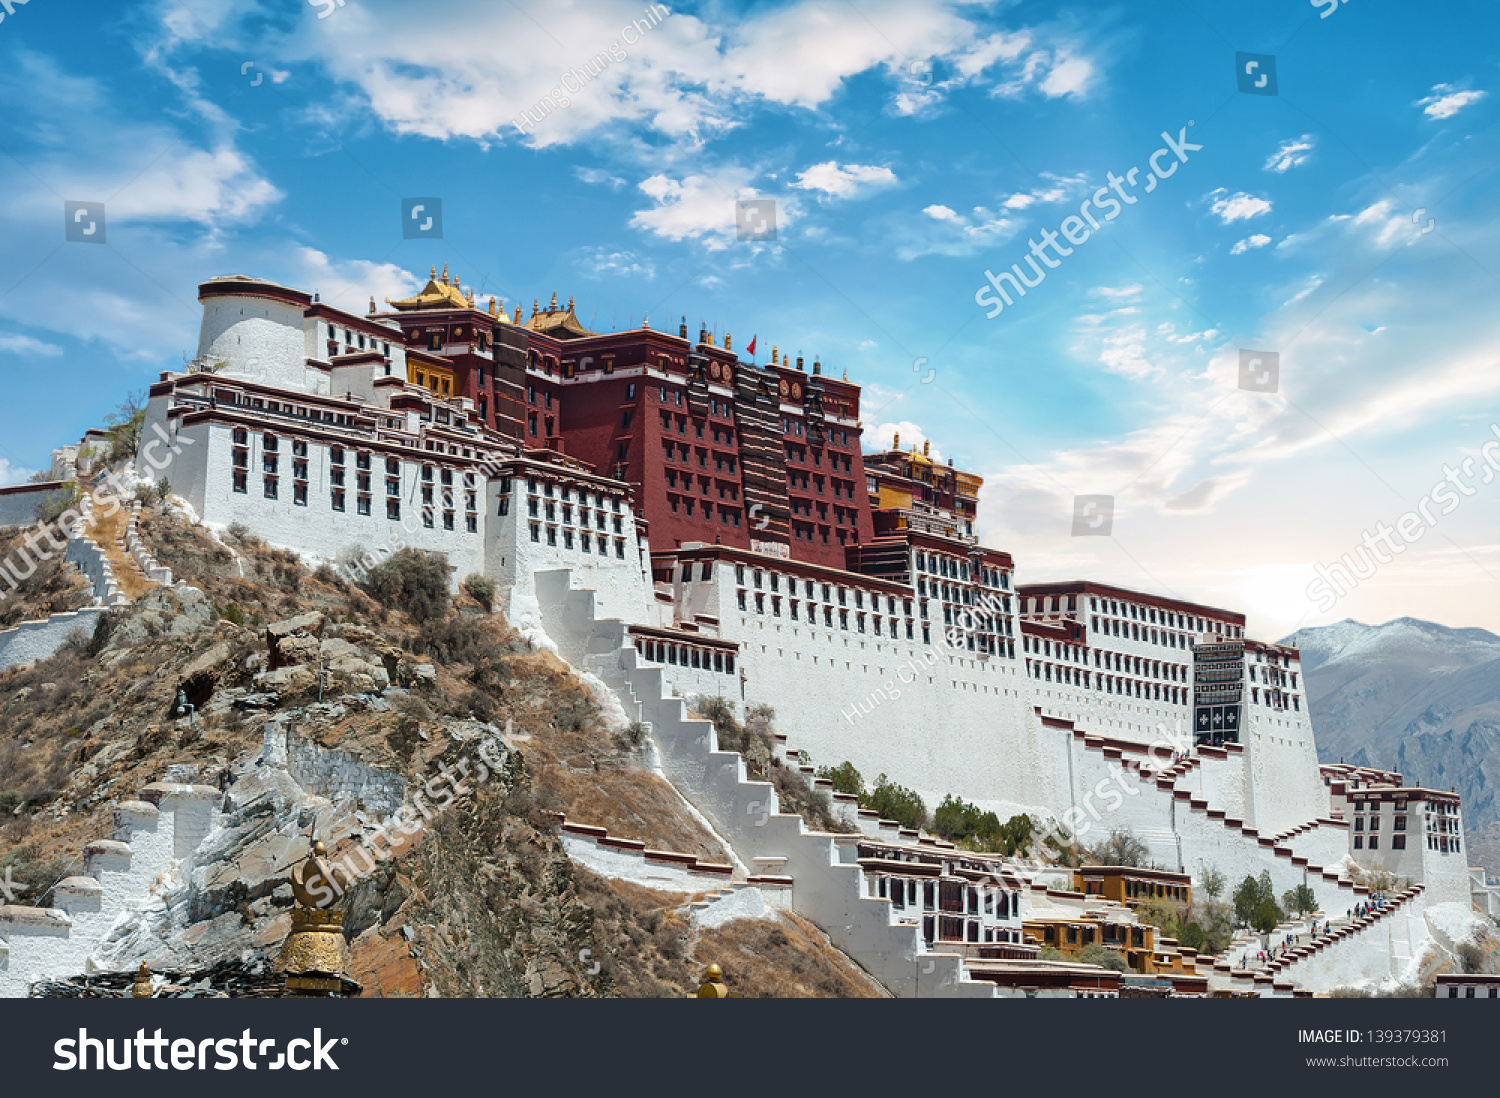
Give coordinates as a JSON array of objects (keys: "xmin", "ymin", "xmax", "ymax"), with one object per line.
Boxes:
[{"xmin": 3, "ymin": 267, "xmax": 1496, "ymax": 999}]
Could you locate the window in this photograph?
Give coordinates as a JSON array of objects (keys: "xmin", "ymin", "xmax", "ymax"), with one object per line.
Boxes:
[
  {"xmin": 293, "ymin": 482, "xmax": 308, "ymax": 506},
  {"xmin": 263, "ymin": 477, "xmax": 278, "ymax": 499},
  {"xmin": 332, "ymin": 489, "xmax": 345, "ymax": 511},
  {"xmin": 233, "ymin": 470, "xmax": 247, "ymax": 493},
  {"xmin": 387, "ymin": 499, "xmax": 400, "ymax": 520}
]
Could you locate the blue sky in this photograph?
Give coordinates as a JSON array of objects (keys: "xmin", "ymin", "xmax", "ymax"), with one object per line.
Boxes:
[{"xmin": 0, "ymin": 0, "xmax": 1496, "ymax": 640}]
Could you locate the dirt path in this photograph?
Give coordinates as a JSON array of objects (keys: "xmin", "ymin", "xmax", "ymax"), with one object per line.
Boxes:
[{"xmin": 86, "ymin": 491, "xmax": 153, "ymax": 600}]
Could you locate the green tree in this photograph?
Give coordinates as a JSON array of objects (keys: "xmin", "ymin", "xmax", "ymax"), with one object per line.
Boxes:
[
  {"xmin": 1087, "ymin": 829, "xmax": 1152, "ymax": 868},
  {"xmin": 996, "ymin": 814, "xmax": 1037, "ymax": 857},
  {"xmin": 863, "ymin": 774, "xmax": 926, "ymax": 830},
  {"xmin": 462, "ymin": 574, "xmax": 496, "ymax": 612},
  {"xmin": 1251, "ymin": 898, "xmax": 1284, "ymax": 934},
  {"xmin": 1075, "ymin": 943, "xmax": 1130, "ymax": 972},
  {"xmin": 105, "ymin": 390, "xmax": 147, "ymax": 464},
  {"xmin": 816, "ymin": 761, "xmax": 865, "ymax": 798},
  {"xmin": 1233, "ymin": 875, "xmax": 1261, "ymax": 927},
  {"xmin": 1199, "ymin": 864, "xmax": 1226, "ymax": 900},
  {"xmin": 1282, "ymin": 883, "xmax": 1317, "ymax": 917},
  {"xmin": 358, "ymin": 548, "xmax": 452, "ymax": 622},
  {"xmin": 1235, "ymin": 871, "xmax": 1283, "ymax": 930}
]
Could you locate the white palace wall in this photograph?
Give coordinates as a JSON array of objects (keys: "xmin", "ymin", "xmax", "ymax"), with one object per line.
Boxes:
[
  {"xmin": 155, "ymin": 419, "xmax": 489, "ymax": 583},
  {"xmin": 198, "ymin": 296, "xmax": 318, "ymax": 394}
]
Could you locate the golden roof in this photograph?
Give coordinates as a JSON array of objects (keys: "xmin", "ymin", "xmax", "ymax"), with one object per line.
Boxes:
[
  {"xmin": 386, "ymin": 264, "xmax": 505, "ymax": 319},
  {"xmin": 523, "ymin": 293, "xmax": 597, "ymax": 339}
]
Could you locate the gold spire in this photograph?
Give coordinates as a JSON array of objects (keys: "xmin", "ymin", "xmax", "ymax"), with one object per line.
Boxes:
[
  {"xmin": 514, "ymin": 305, "xmax": 522, "ymax": 323},
  {"xmin": 894, "ymin": 432, "xmax": 900, "ymax": 449},
  {"xmin": 724, "ymin": 332, "xmax": 732, "ymax": 351},
  {"xmin": 430, "ymin": 265, "xmax": 436, "ymax": 280},
  {"xmin": 697, "ymin": 963, "xmax": 734, "ymax": 998},
  {"xmin": 488, "ymin": 296, "xmax": 497, "ymax": 315},
  {"xmin": 642, "ymin": 311, "xmax": 650, "ymax": 330},
  {"xmin": 842, "ymin": 368, "xmax": 848, "ymax": 381},
  {"xmin": 278, "ymin": 839, "xmax": 357, "ymax": 998},
  {"xmin": 532, "ymin": 299, "xmax": 539, "ymax": 317},
  {"xmin": 132, "ymin": 961, "xmax": 153, "ymax": 999},
  {"xmin": 368, "ymin": 296, "xmax": 376, "ymax": 315},
  {"xmin": 549, "ymin": 291, "xmax": 558, "ymax": 310},
  {"xmin": 772, "ymin": 346, "xmax": 778, "ymax": 365},
  {"xmin": 440, "ymin": 263, "xmax": 449, "ymax": 284}
]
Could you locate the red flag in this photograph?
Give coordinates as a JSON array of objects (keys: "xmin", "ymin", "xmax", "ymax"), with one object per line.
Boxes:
[{"xmin": 746, "ymin": 335, "xmax": 757, "ymax": 357}]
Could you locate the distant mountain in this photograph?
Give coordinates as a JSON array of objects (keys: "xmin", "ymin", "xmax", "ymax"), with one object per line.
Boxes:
[{"xmin": 1281, "ymin": 617, "xmax": 1500, "ymax": 877}]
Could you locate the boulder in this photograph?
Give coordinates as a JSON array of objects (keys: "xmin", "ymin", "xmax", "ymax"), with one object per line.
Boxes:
[
  {"xmin": 265, "ymin": 610, "xmax": 324, "ymax": 643},
  {"xmin": 254, "ymin": 665, "xmax": 318, "ymax": 696}
]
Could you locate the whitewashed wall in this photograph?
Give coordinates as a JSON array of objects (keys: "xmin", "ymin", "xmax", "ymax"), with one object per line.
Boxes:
[{"xmin": 0, "ymin": 608, "xmax": 103, "ymax": 672}]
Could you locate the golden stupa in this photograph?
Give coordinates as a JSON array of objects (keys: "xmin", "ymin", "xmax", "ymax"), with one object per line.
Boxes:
[{"xmin": 277, "ymin": 840, "xmax": 359, "ymax": 997}]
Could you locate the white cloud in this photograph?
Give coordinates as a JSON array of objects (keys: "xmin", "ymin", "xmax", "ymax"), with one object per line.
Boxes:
[
  {"xmin": 792, "ymin": 162, "xmax": 898, "ymax": 198},
  {"xmin": 576, "ymin": 167, "xmax": 628, "ymax": 190},
  {"xmin": 0, "ymin": 459, "xmax": 40, "ymax": 488},
  {"xmin": 629, "ymin": 166, "xmax": 786, "ymax": 249},
  {"xmin": 857, "ymin": 339, "xmax": 877, "ymax": 351},
  {"xmin": 1038, "ymin": 54, "xmax": 1094, "ymax": 98},
  {"xmin": 898, "ymin": 185, "xmax": 1082, "ymax": 259},
  {"xmin": 868, "ymin": 421, "xmax": 942, "ymax": 461},
  {"xmin": 1265, "ymin": 134, "xmax": 1315, "ymax": 173},
  {"xmin": 289, "ymin": 248, "xmax": 421, "ymax": 318},
  {"xmin": 578, "ymin": 249, "xmax": 655, "ymax": 279},
  {"xmin": 1091, "ymin": 284, "xmax": 1143, "ymax": 302},
  {"xmin": 1416, "ymin": 84, "xmax": 1487, "ymax": 120},
  {"xmin": 1230, "ymin": 234, "xmax": 1272, "ymax": 254},
  {"xmin": 1207, "ymin": 189, "xmax": 1272, "ymax": 223},
  {"xmin": 1282, "ymin": 275, "xmax": 1324, "ymax": 307},
  {"xmin": 256, "ymin": 0, "xmax": 1101, "ymax": 148},
  {"xmin": 0, "ymin": 333, "xmax": 64, "ymax": 357}
]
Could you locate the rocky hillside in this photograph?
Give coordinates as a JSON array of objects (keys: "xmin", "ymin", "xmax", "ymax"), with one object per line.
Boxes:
[
  {"xmin": 1283, "ymin": 617, "xmax": 1500, "ymax": 876},
  {"xmin": 0, "ymin": 502, "xmax": 883, "ymax": 998}
]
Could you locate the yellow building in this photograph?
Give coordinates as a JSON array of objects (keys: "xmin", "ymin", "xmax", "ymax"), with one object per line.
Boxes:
[
  {"xmin": 1023, "ymin": 914, "xmax": 1200, "ymax": 977},
  {"xmin": 1074, "ymin": 865, "xmax": 1192, "ymax": 914}
]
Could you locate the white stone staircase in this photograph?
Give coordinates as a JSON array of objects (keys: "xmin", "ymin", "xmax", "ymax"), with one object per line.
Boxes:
[
  {"xmin": 0, "ymin": 783, "xmax": 219, "ymax": 997},
  {"xmin": 535, "ymin": 569, "xmax": 1000, "ymax": 999}
]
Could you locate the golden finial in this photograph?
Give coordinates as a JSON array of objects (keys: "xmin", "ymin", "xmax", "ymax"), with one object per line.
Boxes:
[
  {"xmin": 842, "ymin": 368, "xmax": 848, "ymax": 381},
  {"xmin": 923, "ymin": 439, "xmax": 930, "ymax": 457},
  {"xmin": 441, "ymin": 263, "xmax": 449, "ymax": 284},
  {"xmin": 532, "ymin": 299, "xmax": 539, "ymax": 317},
  {"xmin": 132, "ymin": 961, "xmax": 153, "ymax": 999},
  {"xmin": 697, "ymin": 963, "xmax": 732, "ymax": 998},
  {"xmin": 642, "ymin": 312, "xmax": 650, "ymax": 330},
  {"xmin": 894, "ymin": 432, "xmax": 900, "ymax": 449},
  {"xmin": 567, "ymin": 296, "xmax": 574, "ymax": 311},
  {"xmin": 514, "ymin": 305, "xmax": 522, "ymax": 323},
  {"xmin": 549, "ymin": 291, "xmax": 558, "ymax": 310},
  {"xmin": 681, "ymin": 318, "xmax": 689, "ymax": 339},
  {"xmin": 368, "ymin": 296, "xmax": 376, "ymax": 315},
  {"xmin": 430, "ymin": 265, "xmax": 436, "ymax": 281},
  {"xmin": 724, "ymin": 332, "xmax": 732, "ymax": 351},
  {"xmin": 488, "ymin": 296, "xmax": 497, "ymax": 315},
  {"xmin": 772, "ymin": 346, "xmax": 778, "ymax": 365},
  {"xmin": 279, "ymin": 839, "xmax": 357, "ymax": 998},
  {"xmin": 466, "ymin": 287, "xmax": 475, "ymax": 306}
]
